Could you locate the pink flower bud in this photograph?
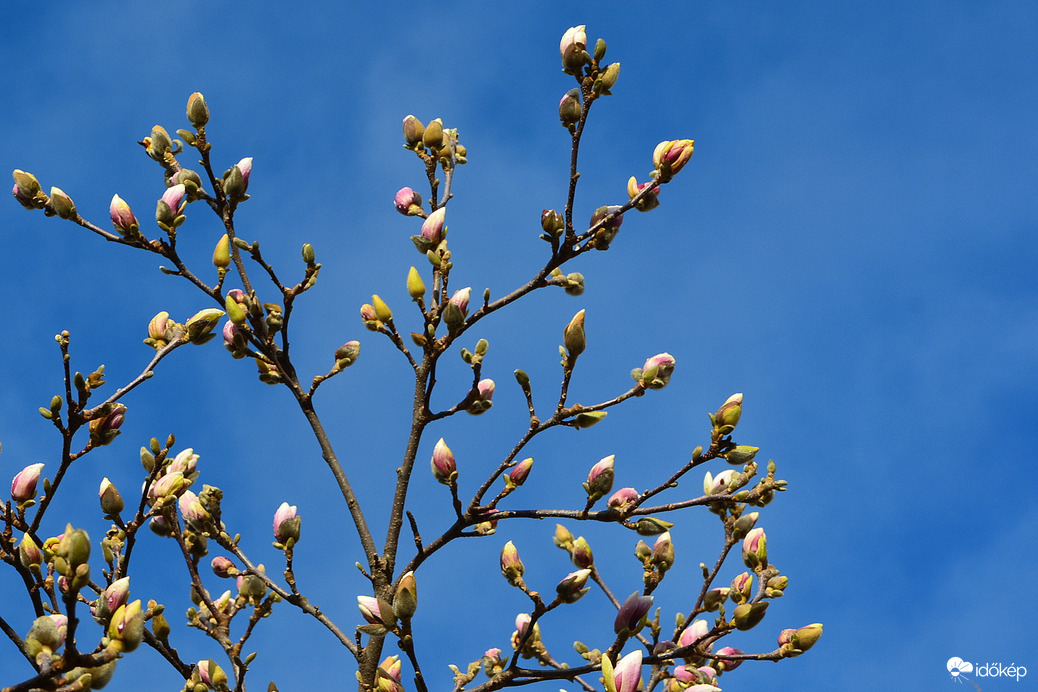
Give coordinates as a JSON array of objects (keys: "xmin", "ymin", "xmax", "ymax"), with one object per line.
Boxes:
[
  {"xmin": 109, "ymin": 194, "xmax": 139, "ymax": 236},
  {"xmin": 731, "ymin": 571, "xmax": 753, "ymax": 603},
  {"xmin": 421, "ymin": 207, "xmax": 445, "ymax": 243},
  {"xmin": 236, "ymin": 157, "xmax": 252, "ymax": 190},
  {"xmin": 12, "ymin": 182, "xmax": 35, "ymax": 209},
  {"xmin": 742, "ymin": 527, "xmax": 767, "ymax": 569},
  {"xmin": 149, "ymin": 471, "xmax": 187, "ymax": 501},
  {"xmin": 778, "ymin": 623, "xmax": 823, "ymax": 654},
  {"xmin": 678, "ymin": 618, "xmax": 710, "ymax": 649},
  {"xmin": 500, "ymin": 540, "xmax": 525, "ymax": 586},
  {"xmin": 273, "ymin": 502, "xmax": 301, "ymax": 544},
  {"xmin": 148, "ymin": 311, "xmax": 173, "ymax": 343},
  {"xmin": 19, "ymin": 533, "xmax": 43, "ymax": 568},
  {"xmin": 450, "ymin": 287, "xmax": 471, "ymax": 314},
  {"xmin": 611, "ymin": 650, "xmax": 643, "ymax": 692},
  {"xmin": 430, "ymin": 438, "xmax": 457, "ymax": 485},
  {"xmin": 583, "ymin": 454, "xmax": 615, "ymax": 503},
  {"xmin": 168, "ymin": 448, "xmax": 199, "ymax": 476},
  {"xmin": 652, "ymin": 139, "xmax": 695, "ymax": 177},
  {"xmin": 570, "ymin": 536, "xmax": 593, "ymax": 568},
  {"xmin": 160, "ymin": 184, "xmax": 186, "ymax": 214},
  {"xmin": 507, "ymin": 457, "xmax": 533, "ymax": 487},
  {"xmin": 640, "ymin": 352, "xmax": 675, "ymax": 389},
  {"xmin": 614, "ymin": 592, "xmax": 653, "ymax": 634},
  {"xmin": 713, "ymin": 646, "xmax": 744, "ymax": 672},
  {"xmin": 108, "ymin": 600, "xmax": 144, "ymax": 652},
  {"xmin": 211, "ymin": 556, "xmax": 236, "ymax": 578},
  {"xmin": 607, "ymin": 486, "xmax": 639, "ymax": 512},
  {"xmin": 357, "ymin": 595, "xmax": 385, "ymax": 627},
  {"xmin": 102, "ymin": 577, "xmax": 131, "ymax": 616},
  {"xmin": 477, "ymin": 378, "xmax": 495, "ymax": 401},
  {"xmin": 179, "ymin": 490, "xmax": 211, "ymax": 527},
  {"xmin": 11, "ymin": 463, "xmax": 44, "ymax": 503},
  {"xmin": 394, "ymin": 187, "xmax": 422, "ymax": 215}
]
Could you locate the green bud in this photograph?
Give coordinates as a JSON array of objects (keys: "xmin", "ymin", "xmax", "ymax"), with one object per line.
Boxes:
[
  {"xmin": 732, "ymin": 601, "xmax": 768, "ymax": 631},
  {"xmin": 403, "ymin": 115, "xmax": 425, "ymax": 147},
  {"xmin": 50, "ymin": 187, "xmax": 76, "ymax": 219},
  {"xmin": 423, "ymin": 118, "xmax": 444, "ymax": 149},
  {"xmin": 594, "ymin": 38, "xmax": 607, "ymax": 61},
  {"xmin": 406, "ymin": 266, "xmax": 426, "ymax": 300},
  {"xmin": 213, "ymin": 235, "xmax": 231, "ymax": 269},
  {"xmin": 573, "ymin": 411, "xmax": 607, "ymax": 428},
  {"xmin": 372, "ymin": 295, "xmax": 393, "ymax": 322},
  {"xmin": 186, "ymin": 92, "xmax": 209, "ymax": 128},
  {"xmin": 302, "ymin": 243, "xmax": 316, "ymax": 264},
  {"xmin": 726, "ymin": 445, "xmax": 759, "ymax": 465}
]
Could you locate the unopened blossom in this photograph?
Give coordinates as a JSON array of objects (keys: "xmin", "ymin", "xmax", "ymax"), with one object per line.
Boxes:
[
  {"xmin": 11, "ymin": 463, "xmax": 44, "ymax": 503},
  {"xmin": 584, "ymin": 454, "xmax": 615, "ymax": 502},
  {"xmin": 179, "ymin": 490, "xmax": 211, "ymax": 527},
  {"xmin": 560, "ymin": 25, "xmax": 587, "ymax": 72},
  {"xmin": 500, "ymin": 541, "xmax": 525, "ymax": 586},
  {"xmin": 703, "ymin": 469, "xmax": 738, "ymax": 496},
  {"xmin": 742, "ymin": 527, "xmax": 767, "ymax": 568},
  {"xmin": 640, "ymin": 352, "xmax": 675, "ymax": 388},
  {"xmin": 607, "ymin": 487, "xmax": 639, "ymax": 512},
  {"xmin": 108, "ymin": 600, "xmax": 144, "ymax": 652},
  {"xmin": 778, "ymin": 623, "xmax": 823, "ymax": 654},
  {"xmin": 678, "ymin": 618, "xmax": 710, "ymax": 649},
  {"xmin": 714, "ymin": 393, "xmax": 743, "ymax": 429},
  {"xmin": 614, "ymin": 592, "xmax": 653, "ymax": 634},
  {"xmin": 211, "ymin": 556, "xmax": 236, "ymax": 578},
  {"xmin": 507, "ymin": 457, "xmax": 533, "ymax": 488},
  {"xmin": 713, "ymin": 646, "xmax": 745, "ymax": 672},
  {"xmin": 160, "ymin": 184, "xmax": 186, "ymax": 214},
  {"xmin": 273, "ymin": 502, "xmax": 301, "ymax": 543},
  {"xmin": 99, "ymin": 477, "xmax": 124, "ymax": 515},
  {"xmin": 421, "ymin": 207, "xmax": 445, "ymax": 243},
  {"xmin": 100, "ymin": 577, "xmax": 131, "ymax": 617},
  {"xmin": 652, "ymin": 139, "xmax": 695, "ymax": 177},
  {"xmin": 431, "ymin": 438, "xmax": 457, "ymax": 485},
  {"xmin": 610, "ymin": 650, "xmax": 643, "ymax": 692},
  {"xmin": 109, "ymin": 194, "xmax": 139, "ymax": 235},
  {"xmin": 555, "ymin": 568, "xmax": 592, "ymax": 603},
  {"xmin": 168, "ymin": 448, "xmax": 199, "ymax": 475},
  {"xmin": 394, "ymin": 187, "xmax": 421, "ymax": 215}
]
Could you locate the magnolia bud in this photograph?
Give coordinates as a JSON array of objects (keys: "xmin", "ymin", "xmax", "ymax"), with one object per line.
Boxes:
[
  {"xmin": 403, "ymin": 115, "xmax": 425, "ymax": 147},
  {"xmin": 186, "ymin": 92, "xmax": 209, "ymax": 128}
]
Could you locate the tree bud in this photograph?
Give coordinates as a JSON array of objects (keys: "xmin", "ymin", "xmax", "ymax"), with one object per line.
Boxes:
[
  {"xmin": 500, "ymin": 541, "xmax": 525, "ymax": 586},
  {"xmin": 186, "ymin": 92, "xmax": 209, "ymax": 128},
  {"xmin": 431, "ymin": 438, "xmax": 457, "ymax": 485},
  {"xmin": 564, "ymin": 309, "xmax": 586, "ymax": 358},
  {"xmin": 560, "ymin": 25, "xmax": 588, "ymax": 73},
  {"xmin": 403, "ymin": 115, "xmax": 425, "ymax": 147},
  {"xmin": 273, "ymin": 502, "xmax": 301, "ymax": 544},
  {"xmin": 732, "ymin": 601, "xmax": 768, "ymax": 631},
  {"xmin": 110, "ymin": 194, "xmax": 139, "ymax": 236},
  {"xmin": 423, "ymin": 118, "xmax": 444, "ymax": 150},
  {"xmin": 394, "ymin": 571, "xmax": 418, "ymax": 620},
  {"xmin": 11, "ymin": 463, "xmax": 44, "ymax": 503},
  {"xmin": 556, "ymin": 569, "xmax": 592, "ymax": 604},
  {"xmin": 49, "ymin": 187, "xmax": 76, "ymax": 219},
  {"xmin": 559, "ymin": 89, "xmax": 582, "ymax": 127},
  {"xmin": 583, "ymin": 455, "xmax": 614, "ymax": 503},
  {"xmin": 99, "ymin": 477, "xmax": 124, "ymax": 515},
  {"xmin": 714, "ymin": 393, "xmax": 743, "ymax": 430},
  {"xmin": 108, "ymin": 600, "xmax": 144, "ymax": 651},
  {"xmin": 613, "ymin": 592, "xmax": 653, "ymax": 635},
  {"xmin": 213, "ymin": 235, "xmax": 231, "ymax": 269}
]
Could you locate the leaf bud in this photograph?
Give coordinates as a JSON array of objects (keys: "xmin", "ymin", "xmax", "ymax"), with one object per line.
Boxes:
[
  {"xmin": 302, "ymin": 243, "xmax": 316, "ymax": 264},
  {"xmin": 630, "ymin": 516, "xmax": 674, "ymax": 536}
]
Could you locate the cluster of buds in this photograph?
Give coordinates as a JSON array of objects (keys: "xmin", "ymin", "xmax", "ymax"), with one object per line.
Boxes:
[
  {"xmin": 361, "ymin": 295, "xmax": 393, "ymax": 331},
  {"xmin": 663, "ymin": 663, "xmax": 722, "ymax": 692},
  {"xmin": 636, "ymin": 531, "xmax": 675, "ymax": 585},
  {"xmin": 273, "ymin": 502, "xmax": 301, "ymax": 548},
  {"xmin": 144, "ymin": 308, "xmax": 224, "ymax": 350},
  {"xmin": 548, "ymin": 267, "xmax": 585, "ymax": 296},
  {"xmin": 559, "ymin": 26, "xmax": 620, "ymax": 93},
  {"xmin": 48, "ymin": 525, "xmax": 92, "ymax": 593},
  {"xmin": 552, "ymin": 525, "xmax": 596, "ymax": 568},
  {"xmin": 12, "ymin": 170, "xmax": 48, "ymax": 211},
  {"xmin": 146, "ymin": 447, "xmax": 200, "ymax": 525},
  {"xmin": 402, "ymin": 115, "xmax": 467, "ymax": 164}
]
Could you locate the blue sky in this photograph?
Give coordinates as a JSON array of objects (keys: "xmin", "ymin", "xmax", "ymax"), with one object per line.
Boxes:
[{"xmin": 2, "ymin": 2, "xmax": 1037, "ymax": 690}]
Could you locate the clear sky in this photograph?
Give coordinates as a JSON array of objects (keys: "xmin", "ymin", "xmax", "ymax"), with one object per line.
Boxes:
[{"xmin": 2, "ymin": 1, "xmax": 1037, "ymax": 691}]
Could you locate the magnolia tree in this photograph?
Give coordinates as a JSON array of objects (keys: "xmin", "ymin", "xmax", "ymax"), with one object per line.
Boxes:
[{"xmin": 3, "ymin": 26, "xmax": 820, "ymax": 692}]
